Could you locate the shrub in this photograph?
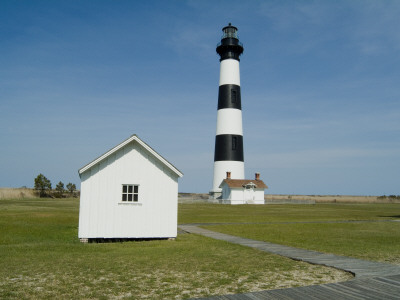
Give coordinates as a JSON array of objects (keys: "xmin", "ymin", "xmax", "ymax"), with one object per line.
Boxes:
[
  {"xmin": 34, "ymin": 174, "xmax": 52, "ymax": 197},
  {"xmin": 66, "ymin": 183, "xmax": 77, "ymax": 197},
  {"xmin": 55, "ymin": 181, "xmax": 65, "ymax": 198}
]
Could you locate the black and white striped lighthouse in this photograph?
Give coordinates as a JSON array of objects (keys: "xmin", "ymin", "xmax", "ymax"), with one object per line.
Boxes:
[{"xmin": 210, "ymin": 23, "xmax": 245, "ymax": 199}]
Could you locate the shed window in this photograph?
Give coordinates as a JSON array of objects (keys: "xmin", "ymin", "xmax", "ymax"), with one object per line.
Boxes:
[{"xmin": 122, "ymin": 184, "xmax": 139, "ymax": 202}]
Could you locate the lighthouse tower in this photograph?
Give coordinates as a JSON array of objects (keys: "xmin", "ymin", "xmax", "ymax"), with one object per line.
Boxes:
[{"xmin": 210, "ymin": 23, "xmax": 245, "ymax": 199}]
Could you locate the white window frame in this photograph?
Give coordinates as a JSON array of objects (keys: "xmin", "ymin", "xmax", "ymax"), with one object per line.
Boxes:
[{"xmin": 121, "ymin": 184, "xmax": 140, "ymax": 203}]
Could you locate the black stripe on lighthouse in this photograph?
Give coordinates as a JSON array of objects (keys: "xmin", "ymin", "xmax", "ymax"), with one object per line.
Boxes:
[
  {"xmin": 214, "ymin": 135, "xmax": 244, "ymax": 161},
  {"xmin": 218, "ymin": 84, "xmax": 241, "ymax": 110}
]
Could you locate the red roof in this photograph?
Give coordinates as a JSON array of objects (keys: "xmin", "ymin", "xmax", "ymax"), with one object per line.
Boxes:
[{"xmin": 220, "ymin": 179, "xmax": 268, "ymax": 189}]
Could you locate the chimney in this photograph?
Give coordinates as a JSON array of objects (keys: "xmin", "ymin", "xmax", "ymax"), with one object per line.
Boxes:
[
  {"xmin": 255, "ymin": 172, "xmax": 260, "ymax": 180},
  {"xmin": 226, "ymin": 171, "xmax": 231, "ymax": 179}
]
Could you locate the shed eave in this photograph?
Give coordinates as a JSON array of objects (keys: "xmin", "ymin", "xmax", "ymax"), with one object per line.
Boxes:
[{"xmin": 78, "ymin": 134, "xmax": 183, "ymax": 178}]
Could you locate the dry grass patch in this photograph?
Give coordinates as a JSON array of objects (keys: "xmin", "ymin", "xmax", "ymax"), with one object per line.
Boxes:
[
  {"xmin": 0, "ymin": 188, "xmax": 36, "ymax": 199},
  {"xmin": 0, "ymin": 242, "xmax": 352, "ymax": 299}
]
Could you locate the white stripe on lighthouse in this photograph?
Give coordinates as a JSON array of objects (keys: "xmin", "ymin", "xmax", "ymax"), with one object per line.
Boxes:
[
  {"xmin": 213, "ymin": 161, "xmax": 245, "ymax": 190},
  {"xmin": 216, "ymin": 109, "xmax": 243, "ymax": 135},
  {"xmin": 219, "ymin": 59, "xmax": 240, "ymax": 86}
]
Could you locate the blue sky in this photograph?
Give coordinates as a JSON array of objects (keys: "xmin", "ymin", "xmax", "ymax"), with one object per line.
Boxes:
[{"xmin": 1, "ymin": 0, "xmax": 399, "ymax": 195}]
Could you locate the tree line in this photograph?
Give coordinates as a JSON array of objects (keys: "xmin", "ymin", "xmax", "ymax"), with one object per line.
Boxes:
[{"xmin": 34, "ymin": 173, "xmax": 77, "ymax": 198}]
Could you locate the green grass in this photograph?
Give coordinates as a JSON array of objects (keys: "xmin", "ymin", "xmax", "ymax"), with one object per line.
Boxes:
[
  {"xmin": 0, "ymin": 198, "xmax": 351, "ymax": 299},
  {"xmin": 205, "ymin": 222, "xmax": 400, "ymax": 265},
  {"xmin": 178, "ymin": 203, "xmax": 400, "ymax": 224},
  {"xmin": 179, "ymin": 203, "xmax": 400, "ymax": 265}
]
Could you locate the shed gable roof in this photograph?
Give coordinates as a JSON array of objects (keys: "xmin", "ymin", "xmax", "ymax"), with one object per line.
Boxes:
[
  {"xmin": 78, "ymin": 134, "xmax": 183, "ymax": 178},
  {"xmin": 220, "ymin": 179, "xmax": 268, "ymax": 189}
]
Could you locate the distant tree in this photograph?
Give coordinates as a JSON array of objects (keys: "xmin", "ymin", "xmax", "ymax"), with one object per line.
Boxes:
[
  {"xmin": 34, "ymin": 174, "xmax": 52, "ymax": 197},
  {"xmin": 66, "ymin": 183, "xmax": 76, "ymax": 196},
  {"xmin": 55, "ymin": 181, "xmax": 65, "ymax": 198}
]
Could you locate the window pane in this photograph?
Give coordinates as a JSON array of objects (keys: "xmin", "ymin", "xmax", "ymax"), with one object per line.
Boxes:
[
  {"xmin": 128, "ymin": 194, "xmax": 133, "ymax": 201},
  {"xmin": 134, "ymin": 185, "xmax": 138, "ymax": 193},
  {"xmin": 128, "ymin": 185, "xmax": 133, "ymax": 193},
  {"xmin": 134, "ymin": 194, "xmax": 138, "ymax": 202},
  {"xmin": 123, "ymin": 185, "xmax": 127, "ymax": 193},
  {"xmin": 122, "ymin": 194, "xmax": 127, "ymax": 201}
]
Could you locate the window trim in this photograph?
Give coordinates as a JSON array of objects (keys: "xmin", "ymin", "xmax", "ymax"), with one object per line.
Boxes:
[{"xmin": 121, "ymin": 184, "xmax": 140, "ymax": 203}]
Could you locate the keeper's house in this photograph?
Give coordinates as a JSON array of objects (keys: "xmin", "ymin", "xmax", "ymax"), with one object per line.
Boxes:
[
  {"xmin": 220, "ymin": 172, "xmax": 267, "ymax": 205},
  {"xmin": 78, "ymin": 134, "xmax": 183, "ymax": 242}
]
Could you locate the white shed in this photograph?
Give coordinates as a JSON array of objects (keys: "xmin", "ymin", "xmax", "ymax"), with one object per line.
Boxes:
[
  {"xmin": 78, "ymin": 134, "xmax": 183, "ymax": 242},
  {"xmin": 219, "ymin": 172, "xmax": 267, "ymax": 205}
]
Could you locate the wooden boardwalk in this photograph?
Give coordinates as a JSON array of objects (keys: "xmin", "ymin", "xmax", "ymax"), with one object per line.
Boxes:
[{"xmin": 179, "ymin": 224, "xmax": 400, "ymax": 299}]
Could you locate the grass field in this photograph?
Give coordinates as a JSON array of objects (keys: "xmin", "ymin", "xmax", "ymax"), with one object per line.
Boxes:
[
  {"xmin": 178, "ymin": 202, "xmax": 400, "ymax": 223},
  {"xmin": 178, "ymin": 203, "xmax": 400, "ymax": 265},
  {"xmin": 0, "ymin": 198, "xmax": 353, "ymax": 299}
]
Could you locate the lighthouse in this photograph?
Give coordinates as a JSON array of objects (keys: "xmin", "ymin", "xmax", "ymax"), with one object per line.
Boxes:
[{"xmin": 210, "ymin": 23, "xmax": 245, "ymax": 200}]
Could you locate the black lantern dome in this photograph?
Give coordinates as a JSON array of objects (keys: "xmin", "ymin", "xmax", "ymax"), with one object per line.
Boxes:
[{"xmin": 216, "ymin": 23, "xmax": 244, "ymax": 61}]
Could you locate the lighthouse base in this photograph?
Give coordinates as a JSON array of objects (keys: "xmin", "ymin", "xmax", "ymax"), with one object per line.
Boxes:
[{"xmin": 208, "ymin": 190, "xmax": 222, "ymax": 201}]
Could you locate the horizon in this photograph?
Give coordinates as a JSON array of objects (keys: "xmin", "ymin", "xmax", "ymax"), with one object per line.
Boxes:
[
  {"xmin": 1, "ymin": 1, "xmax": 399, "ymax": 196},
  {"xmin": 0, "ymin": 187, "xmax": 396, "ymax": 198}
]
